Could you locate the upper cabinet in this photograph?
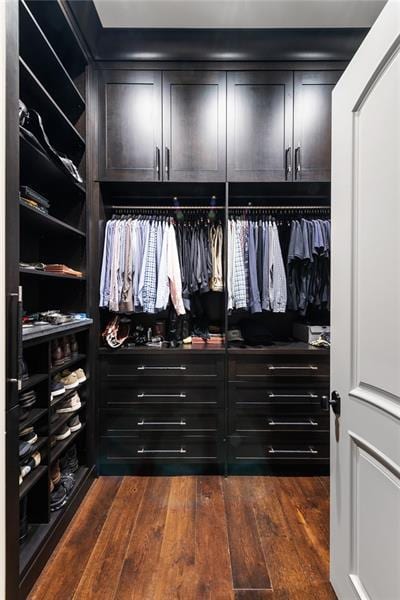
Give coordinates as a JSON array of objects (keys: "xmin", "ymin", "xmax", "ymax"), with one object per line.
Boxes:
[
  {"xmin": 98, "ymin": 70, "xmax": 162, "ymax": 181},
  {"xmin": 163, "ymin": 71, "xmax": 227, "ymax": 182},
  {"xmin": 97, "ymin": 67, "xmax": 342, "ymax": 183},
  {"xmin": 293, "ymin": 71, "xmax": 342, "ymax": 182},
  {"xmin": 227, "ymin": 71, "xmax": 293, "ymax": 182}
]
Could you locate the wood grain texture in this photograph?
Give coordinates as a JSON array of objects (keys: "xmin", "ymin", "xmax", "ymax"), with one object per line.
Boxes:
[{"xmin": 28, "ymin": 475, "xmax": 336, "ymax": 600}]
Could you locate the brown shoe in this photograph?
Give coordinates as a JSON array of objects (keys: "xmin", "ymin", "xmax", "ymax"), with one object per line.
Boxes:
[
  {"xmin": 62, "ymin": 337, "xmax": 71, "ymax": 362},
  {"xmin": 51, "ymin": 340, "xmax": 64, "ymax": 367},
  {"xmin": 50, "ymin": 460, "xmax": 61, "ymax": 487},
  {"xmin": 69, "ymin": 335, "xmax": 79, "ymax": 357}
]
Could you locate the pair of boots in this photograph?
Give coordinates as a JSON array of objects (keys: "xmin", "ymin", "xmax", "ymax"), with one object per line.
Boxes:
[{"xmin": 167, "ymin": 310, "xmax": 191, "ymax": 347}]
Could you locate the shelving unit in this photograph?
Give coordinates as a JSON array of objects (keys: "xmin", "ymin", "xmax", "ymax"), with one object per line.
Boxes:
[{"xmin": 4, "ymin": 3, "xmax": 95, "ymax": 599}]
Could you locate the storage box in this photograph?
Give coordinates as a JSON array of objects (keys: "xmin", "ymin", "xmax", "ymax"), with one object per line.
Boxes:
[{"xmin": 293, "ymin": 323, "xmax": 330, "ymax": 344}]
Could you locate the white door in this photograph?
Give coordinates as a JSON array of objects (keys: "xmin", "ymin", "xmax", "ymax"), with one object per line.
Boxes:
[{"xmin": 331, "ymin": 1, "xmax": 400, "ymax": 598}]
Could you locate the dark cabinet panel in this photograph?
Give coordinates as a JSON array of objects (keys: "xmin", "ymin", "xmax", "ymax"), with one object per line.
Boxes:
[
  {"xmin": 293, "ymin": 71, "xmax": 342, "ymax": 181},
  {"xmin": 163, "ymin": 71, "xmax": 227, "ymax": 181},
  {"xmin": 98, "ymin": 70, "xmax": 162, "ymax": 180},
  {"xmin": 227, "ymin": 71, "xmax": 293, "ymax": 182}
]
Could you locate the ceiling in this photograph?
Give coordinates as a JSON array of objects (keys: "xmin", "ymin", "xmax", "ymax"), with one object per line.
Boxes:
[{"xmin": 92, "ymin": 0, "xmax": 385, "ymax": 29}]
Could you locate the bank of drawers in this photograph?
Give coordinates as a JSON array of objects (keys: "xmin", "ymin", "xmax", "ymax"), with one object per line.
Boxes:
[
  {"xmin": 229, "ymin": 350, "xmax": 330, "ymax": 466},
  {"xmin": 99, "ymin": 353, "xmax": 225, "ymax": 470}
]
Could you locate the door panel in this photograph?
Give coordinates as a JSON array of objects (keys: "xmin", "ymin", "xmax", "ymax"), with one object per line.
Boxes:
[
  {"xmin": 163, "ymin": 71, "xmax": 226, "ymax": 181},
  {"xmin": 98, "ymin": 70, "xmax": 162, "ymax": 180},
  {"xmin": 294, "ymin": 71, "xmax": 342, "ymax": 181},
  {"xmin": 331, "ymin": 2, "xmax": 400, "ymax": 598},
  {"xmin": 227, "ymin": 71, "xmax": 293, "ymax": 181}
]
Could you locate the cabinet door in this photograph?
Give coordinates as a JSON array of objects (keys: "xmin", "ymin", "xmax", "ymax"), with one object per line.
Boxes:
[
  {"xmin": 293, "ymin": 71, "xmax": 342, "ymax": 182},
  {"xmin": 98, "ymin": 70, "xmax": 162, "ymax": 181},
  {"xmin": 227, "ymin": 71, "xmax": 293, "ymax": 182},
  {"xmin": 163, "ymin": 71, "xmax": 226, "ymax": 182}
]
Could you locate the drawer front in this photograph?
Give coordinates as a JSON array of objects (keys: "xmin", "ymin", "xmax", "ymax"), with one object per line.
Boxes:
[
  {"xmin": 101, "ymin": 435, "xmax": 220, "ymax": 463},
  {"xmin": 231, "ymin": 409, "xmax": 329, "ymax": 433},
  {"xmin": 101, "ymin": 382, "xmax": 223, "ymax": 408},
  {"xmin": 230, "ymin": 434, "xmax": 329, "ymax": 462},
  {"xmin": 229, "ymin": 355, "xmax": 329, "ymax": 380},
  {"xmin": 101, "ymin": 355, "xmax": 224, "ymax": 380},
  {"xmin": 230, "ymin": 383, "xmax": 329, "ymax": 413},
  {"xmin": 100, "ymin": 408, "xmax": 221, "ymax": 435}
]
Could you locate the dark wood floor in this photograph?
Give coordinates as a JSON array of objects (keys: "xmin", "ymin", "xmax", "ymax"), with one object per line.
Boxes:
[{"xmin": 28, "ymin": 475, "xmax": 335, "ymax": 600}]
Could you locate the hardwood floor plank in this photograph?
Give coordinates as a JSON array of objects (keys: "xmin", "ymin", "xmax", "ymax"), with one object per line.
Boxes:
[
  {"xmin": 224, "ymin": 476, "xmax": 272, "ymax": 591},
  {"xmin": 152, "ymin": 476, "xmax": 197, "ymax": 600},
  {"xmin": 234, "ymin": 590, "xmax": 275, "ymax": 599},
  {"xmin": 72, "ymin": 477, "xmax": 148, "ymax": 600},
  {"xmin": 191, "ymin": 476, "xmax": 234, "ymax": 600},
  {"xmin": 114, "ymin": 476, "xmax": 172, "ymax": 600},
  {"xmin": 28, "ymin": 476, "xmax": 122, "ymax": 600}
]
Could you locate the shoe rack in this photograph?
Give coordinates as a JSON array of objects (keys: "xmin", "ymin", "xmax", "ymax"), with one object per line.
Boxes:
[{"xmin": 5, "ymin": 2, "xmax": 96, "ymax": 598}]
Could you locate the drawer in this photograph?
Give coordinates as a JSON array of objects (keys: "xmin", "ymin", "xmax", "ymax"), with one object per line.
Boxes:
[
  {"xmin": 229, "ymin": 434, "xmax": 329, "ymax": 462},
  {"xmin": 230, "ymin": 383, "xmax": 329, "ymax": 413},
  {"xmin": 101, "ymin": 354, "xmax": 224, "ymax": 380},
  {"xmin": 101, "ymin": 382, "xmax": 224, "ymax": 408},
  {"xmin": 100, "ymin": 434, "xmax": 220, "ymax": 463},
  {"xmin": 231, "ymin": 408, "xmax": 329, "ymax": 433},
  {"xmin": 100, "ymin": 408, "xmax": 221, "ymax": 435},
  {"xmin": 229, "ymin": 354, "xmax": 329, "ymax": 380}
]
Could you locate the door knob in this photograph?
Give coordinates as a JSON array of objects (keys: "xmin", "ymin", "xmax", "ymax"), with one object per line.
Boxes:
[{"xmin": 321, "ymin": 391, "xmax": 341, "ymax": 416}]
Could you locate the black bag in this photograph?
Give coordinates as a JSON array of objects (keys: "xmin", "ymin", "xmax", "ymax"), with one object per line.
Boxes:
[{"xmin": 239, "ymin": 319, "xmax": 273, "ymax": 346}]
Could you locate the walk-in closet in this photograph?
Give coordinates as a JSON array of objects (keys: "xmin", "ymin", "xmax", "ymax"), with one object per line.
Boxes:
[{"xmin": 4, "ymin": 1, "xmax": 395, "ymax": 598}]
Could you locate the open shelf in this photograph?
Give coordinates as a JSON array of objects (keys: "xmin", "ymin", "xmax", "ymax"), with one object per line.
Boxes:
[
  {"xmin": 19, "ymin": 0, "xmax": 85, "ymax": 123},
  {"xmin": 19, "ymin": 408, "xmax": 48, "ymax": 432},
  {"xmin": 50, "ymin": 424, "xmax": 86, "ymax": 464},
  {"xmin": 22, "ymin": 319, "xmax": 93, "ymax": 345},
  {"xmin": 20, "ymin": 373, "xmax": 48, "ymax": 393},
  {"xmin": 20, "ymin": 268, "xmax": 86, "ymax": 281},
  {"xmin": 50, "ymin": 403, "xmax": 86, "ymax": 436},
  {"xmin": 50, "ymin": 353, "xmax": 86, "ymax": 376},
  {"xmin": 20, "ymin": 201, "xmax": 86, "ymax": 238},
  {"xmin": 19, "ymin": 465, "xmax": 47, "ymax": 500},
  {"xmin": 19, "ymin": 58, "xmax": 85, "ymax": 161},
  {"xmin": 19, "ymin": 466, "xmax": 90, "ymax": 576},
  {"xmin": 20, "ymin": 133, "xmax": 85, "ymax": 196},
  {"xmin": 50, "ymin": 378, "xmax": 89, "ymax": 411}
]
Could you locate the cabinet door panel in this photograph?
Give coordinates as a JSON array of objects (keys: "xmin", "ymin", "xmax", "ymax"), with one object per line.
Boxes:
[
  {"xmin": 227, "ymin": 71, "xmax": 293, "ymax": 182},
  {"xmin": 293, "ymin": 71, "xmax": 342, "ymax": 182},
  {"xmin": 163, "ymin": 71, "xmax": 226, "ymax": 182},
  {"xmin": 99, "ymin": 70, "xmax": 162, "ymax": 181}
]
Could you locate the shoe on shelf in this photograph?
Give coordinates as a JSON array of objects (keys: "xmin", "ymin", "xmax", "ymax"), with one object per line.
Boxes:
[
  {"xmin": 50, "ymin": 485, "xmax": 67, "ymax": 512},
  {"xmin": 20, "ymin": 451, "xmax": 41, "ymax": 478},
  {"xmin": 56, "ymin": 392, "xmax": 81, "ymax": 414},
  {"xmin": 74, "ymin": 368, "xmax": 87, "ymax": 384},
  {"xmin": 51, "ymin": 379, "xmax": 66, "ymax": 400},
  {"xmin": 51, "ymin": 339, "xmax": 64, "ymax": 367},
  {"xmin": 19, "ymin": 441, "xmax": 32, "ymax": 459},
  {"xmin": 59, "ymin": 370, "xmax": 79, "ymax": 390},
  {"xmin": 60, "ymin": 445, "xmax": 79, "ymax": 474},
  {"xmin": 69, "ymin": 335, "xmax": 79, "ymax": 357},
  {"xmin": 55, "ymin": 425, "xmax": 71, "ymax": 441},
  {"xmin": 20, "ymin": 427, "xmax": 38, "ymax": 445},
  {"xmin": 68, "ymin": 414, "xmax": 82, "ymax": 432},
  {"xmin": 50, "ymin": 460, "xmax": 61, "ymax": 487},
  {"xmin": 61, "ymin": 337, "xmax": 71, "ymax": 362},
  {"xmin": 60, "ymin": 470, "xmax": 76, "ymax": 496},
  {"xmin": 19, "ymin": 390, "xmax": 37, "ymax": 408}
]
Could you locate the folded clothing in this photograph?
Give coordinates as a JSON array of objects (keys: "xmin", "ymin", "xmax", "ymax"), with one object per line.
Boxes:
[{"xmin": 44, "ymin": 264, "xmax": 83, "ymax": 278}]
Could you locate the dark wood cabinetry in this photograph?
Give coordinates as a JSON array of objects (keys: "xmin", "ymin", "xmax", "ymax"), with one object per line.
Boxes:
[
  {"xmin": 98, "ymin": 70, "xmax": 162, "ymax": 181},
  {"xmin": 227, "ymin": 71, "xmax": 293, "ymax": 182},
  {"xmin": 293, "ymin": 71, "xmax": 342, "ymax": 181},
  {"xmin": 163, "ymin": 71, "xmax": 226, "ymax": 182}
]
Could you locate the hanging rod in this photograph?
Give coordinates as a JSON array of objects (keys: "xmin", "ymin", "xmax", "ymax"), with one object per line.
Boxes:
[
  {"xmin": 109, "ymin": 205, "xmax": 225, "ymax": 210},
  {"xmin": 229, "ymin": 205, "xmax": 330, "ymax": 210}
]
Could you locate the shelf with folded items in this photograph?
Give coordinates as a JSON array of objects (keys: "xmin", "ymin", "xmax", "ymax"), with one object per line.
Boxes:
[
  {"xmin": 50, "ymin": 424, "xmax": 86, "ymax": 464},
  {"xmin": 19, "ymin": 201, "xmax": 86, "ymax": 239},
  {"xmin": 19, "ymin": 268, "xmax": 86, "ymax": 281},
  {"xmin": 22, "ymin": 319, "xmax": 93, "ymax": 346},
  {"xmin": 19, "ymin": 465, "xmax": 48, "ymax": 500},
  {"xmin": 50, "ymin": 402, "xmax": 86, "ymax": 437}
]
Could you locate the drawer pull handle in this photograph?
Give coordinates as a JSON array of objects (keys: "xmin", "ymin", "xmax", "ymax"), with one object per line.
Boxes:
[
  {"xmin": 268, "ymin": 418, "xmax": 318, "ymax": 426},
  {"xmin": 267, "ymin": 365, "xmax": 318, "ymax": 371},
  {"xmin": 137, "ymin": 447, "xmax": 187, "ymax": 454},
  {"xmin": 137, "ymin": 365, "xmax": 187, "ymax": 371},
  {"xmin": 137, "ymin": 419, "xmax": 187, "ymax": 426},
  {"xmin": 137, "ymin": 393, "xmax": 186, "ymax": 398},
  {"xmin": 268, "ymin": 393, "xmax": 319, "ymax": 399},
  {"xmin": 267, "ymin": 446, "xmax": 318, "ymax": 455}
]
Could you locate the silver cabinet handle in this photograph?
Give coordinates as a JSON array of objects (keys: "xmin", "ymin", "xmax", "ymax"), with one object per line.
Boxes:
[
  {"xmin": 267, "ymin": 365, "xmax": 318, "ymax": 371},
  {"xmin": 137, "ymin": 419, "xmax": 187, "ymax": 426},
  {"xmin": 156, "ymin": 146, "xmax": 161, "ymax": 180},
  {"xmin": 268, "ymin": 393, "xmax": 318, "ymax": 399},
  {"xmin": 137, "ymin": 392, "xmax": 186, "ymax": 398},
  {"xmin": 295, "ymin": 145, "xmax": 301, "ymax": 179},
  {"xmin": 137, "ymin": 447, "xmax": 186, "ymax": 454},
  {"xmin": 165, "ymin": 146, "xmax": 170, "ymax": 180},
  {"xmin": 268, "ymin": 418, "xmax": 318, "ymax": 426},
  {"xmin": 267, "ymin": 446, "xmax": 318, "ymax": 455},
  {"xmin": 137, "ymin": 365, "xmax": 186, "ymax": 371},
  {"xmin": 285, "ymin": 146, "xmax": 292, "ymax": 178}
]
